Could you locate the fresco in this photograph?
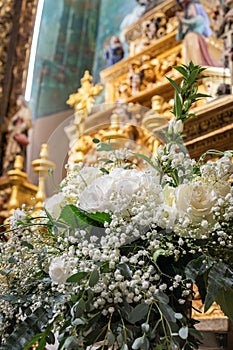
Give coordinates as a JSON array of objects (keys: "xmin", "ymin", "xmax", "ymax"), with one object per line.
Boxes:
[
  {"xmin": 29, "ymin": 0, "xmax": 139, "ymax": 118},
  {"xmin": 30, "ymin": 0, "xmax": 100, "ymax": 118}
]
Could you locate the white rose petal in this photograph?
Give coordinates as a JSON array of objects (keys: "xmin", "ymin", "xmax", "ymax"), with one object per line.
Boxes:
[{"xmin": 49, "ymin": 257, "xmax": 72, "ymax": 284}]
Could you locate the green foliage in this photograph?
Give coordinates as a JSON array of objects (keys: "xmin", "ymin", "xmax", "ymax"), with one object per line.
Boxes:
[{"xmin": 167, "ymin": 62, "xmax": 210, "ymax": 122}]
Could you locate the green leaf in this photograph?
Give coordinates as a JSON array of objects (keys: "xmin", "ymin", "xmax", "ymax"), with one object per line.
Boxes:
[
  {"xmin": 62, "ymin": 336, "xmax": 80, "ymax": 349},
  {"xmin": 89, "ymin": 268, "xmax": 100, "ymax": 287},
  {"xmin": 98, "ymin": 158, "xmax": 114, "ymax": 164},
  {"xmin": 156, "ymin": 291, "xmax": 169, "ymax": 304},
  {"xmin": 128, "ymin": 303, "xmax": 149, "ymax": 324},
  {"xmin": 166, "ymin": 76, "xmax": 181, "ymax": 94},
  {"xmin": 132, "ymin": 152, "xmax": 157, "ymax": 169},
  {"xmin": 204, "ymin": 262, "xmax": 233, "ymax": 312},
  {"xmin": 71, "ymin": 299, "xmax": 86, "ymax": 319},
  {"xmin": 107, "ymin": 331, "xmax": 115, "ymax": 345},
  {"xmin": 172, "ymin": 65, "xmax": 188, "ymax": 78},
  {"xmin": 132, "ymin": 337, "xmax": 144, "ymax": 349},
  {"xmin": 21, "ymin": 241, "xmax": 34, "ymax": 249},
  {"xmin": 121, "ymin": 344, "xmax": 129, "ymax": 350},
  {"xmin": 83, "ymin": 210, "xmax": 111, "ymax": 225},
  {"xmin": 66, "ymin": 271, "xmax": 88, "ymax": 283},
  {"xmin": 118, "ymin": 263, "xmax": 132, "ymax": 280},
  {"xmin": 59, "ymin": 204, "xmax": 111, "ymax": 229},
  {"xmin": 185, "ymin": 255, "xmax": 214, "ymax": 281},
  {"xmin": 97, "ymin": 142, "xmax": 112, "ymax": 152},
  {"xmin": 174, "ymin": 91, "xmax": 182, "ymax": 119},
  {"xmin": 215, "ymin": 287, "xmax": 233, "ymax": 322},
  {"xmin": 0, "ymin": 307, "xmax": 49, "ymax": 350},
  {"xmin": 158, "ymin": 302, "xmax": 176, "ymax": 323},
  {"xmin": 188, "ymin": 68, "xmax": 199, "ymax": 85}
]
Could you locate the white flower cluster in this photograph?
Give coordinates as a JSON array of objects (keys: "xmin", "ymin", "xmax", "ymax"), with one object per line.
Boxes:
[{"xmin": 0, "ymin": 143, "xmax": 232, "ymax": 347}]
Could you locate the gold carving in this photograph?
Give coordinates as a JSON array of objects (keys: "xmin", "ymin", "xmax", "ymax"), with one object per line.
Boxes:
[
  {"xmin": 0, "ymin": 155, "xmax": 38, "ymax": 221},
  {"xmin": 0, "ymin": 0, "xmax": 38, "ymax": 119},
  {"xmin": 67, "ymin": 71, "xmax": 103, "ymax": 114},
  {"xmin": 66, "ymin": 70, "xmax": 103, "ymax": 138}
]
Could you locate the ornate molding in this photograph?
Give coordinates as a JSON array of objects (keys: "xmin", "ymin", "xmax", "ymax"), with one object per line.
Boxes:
[
  {"xmin": 0, "ymin": 0, "xmax": 38, "ymax": 123},
  {"xmin": 0, "ymin": 0, "xmax": 15, "ymax": 121}
]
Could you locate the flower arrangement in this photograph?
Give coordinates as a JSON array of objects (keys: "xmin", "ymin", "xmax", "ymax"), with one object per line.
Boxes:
[{"xmin": 0, "ymin": 62, "xmax": 233, "ymax": 350}]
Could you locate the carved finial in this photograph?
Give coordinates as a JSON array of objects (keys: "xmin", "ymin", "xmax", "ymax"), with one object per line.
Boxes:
[
  {"xmin": 32, "ymin": 144, "xmax": 56, "ymax": 212},
  {"xmin": 13, "ymin": 155, "xmax": 24, "ymax": 171},
  {"xmin": 40, "ymin": 144, "xmax": 49, "ymax": 159},
  {"xmin": 7, "ymin": 155, "xmax": 28, "ymax": 213}
]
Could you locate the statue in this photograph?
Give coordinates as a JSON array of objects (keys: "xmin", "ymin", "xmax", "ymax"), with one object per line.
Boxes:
[
  {"xmin": 3, "ymin": 95, "xmax": 32, "ymax": 173},
  {"xmin": 176, "ymin": 0, "xmax": 222, "ymax": 66},
  {"xmin": 104, "ymin": 36, "xmax": 124, "ymax": 67}
]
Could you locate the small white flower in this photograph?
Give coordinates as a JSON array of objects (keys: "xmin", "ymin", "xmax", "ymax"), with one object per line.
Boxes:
[{"xmin": 49, "ymin": 257, "xmax": 72, "ymax": 285}]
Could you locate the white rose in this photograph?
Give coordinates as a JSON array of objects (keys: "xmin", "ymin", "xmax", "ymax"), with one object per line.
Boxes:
[
  {"xmin": 78, "ymin": 168, "xmax": 159, "ymax": 213},
  {"xmin": 175, "ymin": 181, "xmax": 215, "ymax": 220},
  {"xmin": 78, "ymin": 176, "xmax": 115, "ymax": 212},
  {"xmin": 45, "ymin": 193, "xmax": 65, "ymax": 219},
  {"xmin": 157, "ymin": 185, "xmax": 177, "ymax": 229},
  {"xmin": 78, "ymin": 167, "xmax": 103, "ymax": 186},
  {"xmin": 49, "ymin": 257, "xmax": 72, "ymax": 284}
]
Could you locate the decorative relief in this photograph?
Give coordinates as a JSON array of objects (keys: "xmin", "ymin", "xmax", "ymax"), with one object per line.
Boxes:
[
  {"xmin": 114, "ymin": 48, "xmax": 182, "ymax": 103},
  {"xmin": 185, "ymin": 109, "xmax": 233, "ymax": 141},
  {"xmin": 186, "ymin": 127, "xmax": 233, "ymax": 159},
  {"xmin": 0, "ymin": 0, "xmax": 14, "ymax": 113},
  {"xmin": 128, "ymin": 13, "xmax": 179, "ymax": 56},
  {"xmin": 124, "ymin": 0, "xmax": 180, "ymax": 44},
  {"xmin": 8, "ymin": 0, "xmax": 38, "ymax": 118}
]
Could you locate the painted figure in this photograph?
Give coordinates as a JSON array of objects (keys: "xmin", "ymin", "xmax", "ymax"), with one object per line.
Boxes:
[
  {"xmin": 176, "ymin": 0, "xmax": 222, "ymax": 66},
  {"xmin": 104, "ymin": 36, "xmax": 124, "ymax": 67}
]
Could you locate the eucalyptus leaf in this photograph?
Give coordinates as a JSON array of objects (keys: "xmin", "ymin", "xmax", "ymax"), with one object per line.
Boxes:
[
  {"xmin": 97, "ymin": 142, "xmax": 112, "ymax": 152},
  {"xmin": 178, "ymin": 326, "xmax": 188, "ymax": 340},
  {"xmin": 128, "ymin": 303, "xmax": 149, "ymax": 324},
  {"xmin": 158, "ymin": 302, "xmax": 176, "ymax": 323},
  {"xmin": 118, "ymin": 263, "xmax": 132, "ymax": 280},
  {"xmin": 71, "ymin": 300, "xmax": 86, "ymax": 319},
  {"xmin": 71, "ymin": 318, "xmax": 85, "ymax": 326},
  {"xmin": 121, "ymin": 344, "xmax": 129, "ymax": 350},
  {"xmin": 0, "ymin": 307, "xmax": 49, "ymax": 350},
  {"xmin": 107, "ymin": 331, "xmax": 115, "ymax": 345},
  {"xmin": 185, "ymin": 255, "xmax": 214, "ymax": 281},
  {"xmin": 204, "ymin": 261, "xmax": 233, "ymax": 312},
  {"xmin": 89, "ymin": 268, "xmax": 100, "ymax": 287},
  {"xmin": 62, "ymin": 336, "xmax": 80, "ymax": 350},
  {"xmin": 132, "ymin": 337, "xmax": 144, "ymax": 349}
]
